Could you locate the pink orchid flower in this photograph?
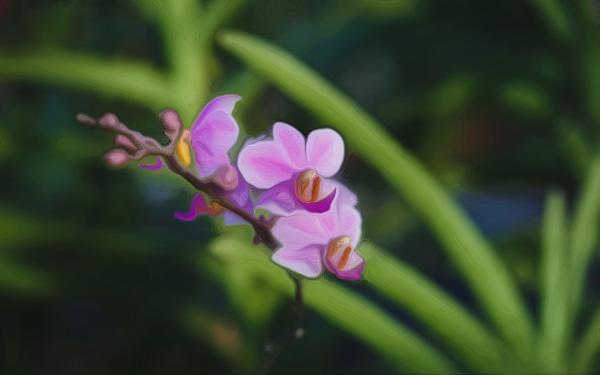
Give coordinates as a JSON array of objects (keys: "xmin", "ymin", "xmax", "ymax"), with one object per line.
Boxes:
[
  {"xmin": 237, "ymin": 122, "xmax": 344, "ymax": 216},
  {"xmin": 271, "ymin": 186, "xmax": 365, "ymax": 280},
  {"xmin": 191, "ymin": 94, "xmax": 242, "ymax": 187},
  {"xmin": 175, "ymin": 95, "xmax": 253, "ymax": 225}
]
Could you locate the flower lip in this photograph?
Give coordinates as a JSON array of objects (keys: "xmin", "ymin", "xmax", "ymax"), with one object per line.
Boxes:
[{"xmin": 327, "ymin": 235, "xmax": 352, "ymax": 270}]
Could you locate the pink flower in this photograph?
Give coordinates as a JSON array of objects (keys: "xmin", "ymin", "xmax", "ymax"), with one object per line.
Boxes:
[
  {"xmin": 237, "ymin": 122, "xmax": 344, "ymax": 215},
  {"xmin": 191, "ymin": 94, "xmax": 242, "ymax": 189},
  {"xmin": 175, "ymin": 95, "xmax": 253, "ymax": 225},
  {"xmin": 271, "ymin": 186, "xmax": 365, "ymax": 280}
]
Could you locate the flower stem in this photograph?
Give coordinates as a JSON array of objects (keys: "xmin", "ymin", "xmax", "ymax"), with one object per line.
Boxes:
[
  {"xmin": 76, "ymin": 112, "xmax": 279, "ymax": 251},
  {"xmin": 162, "ymin": 154, "xmax": 279, "ymax": 250}
]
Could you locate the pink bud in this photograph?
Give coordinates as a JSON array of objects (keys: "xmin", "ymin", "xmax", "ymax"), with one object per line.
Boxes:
[
  {"xmin": 115, "ymin": 134, "xmax": 137, "ymax": 150},
  {"xmin": 159, "ymin": 109, "xmax": 183, "ymax": 136},
  {"xmin": 105, "ymin": 149, "xmax": 129, "ymax": 166},
  {"xmin": 98, "ymin": 113, "xmax": 120, "ymax": 129},
  {"xmin": 213, "ymin": 165, "xmax": 239, "ymax": 191}
]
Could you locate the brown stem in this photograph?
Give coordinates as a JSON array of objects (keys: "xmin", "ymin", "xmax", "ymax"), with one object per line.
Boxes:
[
  {"xmin": 76, "ymin": 111, "xmax": 280, "ymax": 251},
  {"xmin": 163, "ymin": 154, "xmax": 279, "ymax": 250}
]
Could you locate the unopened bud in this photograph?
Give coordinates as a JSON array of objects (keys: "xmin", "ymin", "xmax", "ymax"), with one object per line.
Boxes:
[
  {"xmin": 75, "ymin": 113, "xmax": 96, "ymax": 126},
  {"xmin": 98, "ymin": 113, "xmax": 120, "ymax": 129},
  {"xmin": 115, "ymin": 134, "xmax": 137, "ymax": 150},
  {"xmin": 159, "ymin": 109, "xmax": 183, "ymax": 137},
  {"xmin": 214, "ymin": 165, "xmax": 239, "ymax": 191},
  {"xmin": 105, "ymin": 149, "xmax": 129, "ymax": 166}
]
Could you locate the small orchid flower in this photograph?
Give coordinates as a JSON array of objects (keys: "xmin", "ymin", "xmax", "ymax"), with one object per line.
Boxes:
[
  {"xmin": 270, "ymin": 186, "xmax": 365, "ymax": 280},
  {"xmin": 190, "ymin": 94, "xmax": 242, "ymax": 190},
  {"xmin": 176, "ymin": 94, "xmax": 254, "ymax": 225},
  {"xmin": 237, "ymin": 122, "xmax": 344, "ymax": 216}
]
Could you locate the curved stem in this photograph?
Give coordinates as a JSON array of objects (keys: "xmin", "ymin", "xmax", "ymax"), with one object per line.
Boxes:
[{"xmin": 162, "ymin": 154, "xmax": 278, "ymax": 250}]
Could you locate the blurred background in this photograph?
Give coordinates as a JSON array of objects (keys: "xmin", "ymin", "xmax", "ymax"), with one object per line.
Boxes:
[{"xmin": 1, "ymin": 0, "xmax": 599, "ymax": 373}]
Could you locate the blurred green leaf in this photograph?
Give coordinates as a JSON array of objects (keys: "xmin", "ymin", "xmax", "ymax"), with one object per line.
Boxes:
[
  {"xmin": 362, "ymin": 242, "xmax": 514, "ymax": 372},
  {"xmin": 0, "ymin": 253, "xmax": 52, "ymax": 296},
  {"xmin": 204, "ymin": 230, "xmax": 456, "ymax": 373},
  {"xmin": 0, "ymin": 52, "xmax": 171, "ymax": 109},
  {"xmin": 558, "ymin": 119, "xmax": 590, "ymax": 179},
  {"xmin": 539, "ymin": 190, "xmax": 569, "ymax": 372},
  {"xmin": 568, "ymin": 155, "xmax": 600, "ymax": 333},
  {"xmin": 217, "ymin": 30, "xmax": 535, "ymax": 363},
  {"xmin": 573, "ymin": 307, "xmax": 600, "ymax": 373},
  {"xmin": 501, "ymin": 82, "xmax": 548, "ymax": 116},
  {"xmin": 204, "ymin": 227, "xmax": 287, "ymax": 335},
  {"xmin": 529, "ymin": 0, "xmax": 574, "ymax": 42}
]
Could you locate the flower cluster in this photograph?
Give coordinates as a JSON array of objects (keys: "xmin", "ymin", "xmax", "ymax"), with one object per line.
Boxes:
[{"xmin": 78, "ymin": 95, "xmax": 364, "ymax": 280}]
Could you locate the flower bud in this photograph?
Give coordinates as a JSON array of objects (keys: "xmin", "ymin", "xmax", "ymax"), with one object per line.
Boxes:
[
  {"xmin": 213, "ymin": 165, "xmax": 239, "ymax": 191},
  {"xmin": 98, "ymin": 113, "xmax": 120, "ymax": 129},
  {"xmin": 159, "ymin": 109, "xmax": 183, "ymax": 138},
  {"xmin": 115, "ymin": 134, "xmax": 137, "ymax": 150},
  {"xmin": 105, "ymin": 149, "xmax": 129, "ymax": 166}
]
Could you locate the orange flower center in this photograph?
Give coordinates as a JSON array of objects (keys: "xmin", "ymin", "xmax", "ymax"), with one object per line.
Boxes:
[
  {"xmin": 295, "ymin": 169, "xmax": 322, "ymax": 203},
  {"xmin": 327, "ymin": 235, "xmax": 352, "ymax": 271}
]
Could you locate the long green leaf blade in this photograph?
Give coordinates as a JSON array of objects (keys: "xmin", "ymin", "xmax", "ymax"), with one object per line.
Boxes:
[
  {"xmin": 0, "ymin": 52, "xmax": 170, "ymax": 109},
  {"xmin": 217, "ymin": 30, "xmax": 534, "ymax": 360},
  {"xmin": 573, "ymin": 307, "xmax": 600, "ymax": 373},
  {"xmin": 539, "ymin": 190, "xmax": 569, "ymax": 372},
  {"xmin": 568, "ymin": 156, "xmax": 600, "ymax": 338},
  {"xmin": 363, "ymin": 243, "xmax": 514, "ymax": 372}
]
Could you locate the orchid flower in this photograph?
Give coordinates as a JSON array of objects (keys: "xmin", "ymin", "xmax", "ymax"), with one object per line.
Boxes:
[
  {"xmin": 237, "ymin": 122, "xmax": 344, "ymax": 216},
  {"xmin": 270, "ymin": 186, "xmax": 365, "ymax": 280},
  {"xmin": 175, "ymin": 95, "xmax": 253, "ymax": 225}
]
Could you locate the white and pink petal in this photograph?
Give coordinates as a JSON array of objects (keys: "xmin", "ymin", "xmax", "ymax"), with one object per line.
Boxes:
[{"xmin": 306, "ymin": 128, "xmax": 344, "ymax": 177}]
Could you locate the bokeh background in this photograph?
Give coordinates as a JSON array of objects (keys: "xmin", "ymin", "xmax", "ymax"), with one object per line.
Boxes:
[{"xmin": 1, "ymin": 0, "xmax": 600, "ymax": 373}]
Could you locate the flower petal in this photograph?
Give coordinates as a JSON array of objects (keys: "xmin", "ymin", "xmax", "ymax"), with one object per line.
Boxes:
[
  {"xmin": 272, "ymin": 246, "xmax": 323, "ymax": 278},
  {"xmin": 327, "ymin": 254, "xmax": 365, "ymax": 281},
  {"xmin": 222, "ymin": 172, "xmax": 254, "ymax": 226},
  {"xmin": 237, "ymin": 141, "xmax": 298, "ymax": 189},
  {"xmin": 191, "ymin": 95, "xmax": 241, "ymax": 177},
  {"xmin": 273, "ymin": 122, "xmax": 307, "ymax": 169},
  {"xmin": 272, "ymin": 212, "xmax": 328, "ymax": 251},
  {"xmin": 306, "ymin": 128, "xmax": 344, "ymax": 177},
  {"xmin": 339, "ymin": 204, "xmax": 362, "ymax": 249},
  {"xmin": 174, "ymin": 194, "xmax": 218, "ymax": 221},
  {"xmin": 139, "ymin": 157, "xmax": 163, "ymax": 171}
]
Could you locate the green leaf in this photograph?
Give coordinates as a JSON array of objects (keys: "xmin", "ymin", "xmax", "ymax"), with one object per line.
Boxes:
[
  {"xmin": 217, "ymin": 30, "xmax": 534, "ymax": 362},
  {"xmin": 568, "ymin": 156, "xmax": 600, "ymax": 334},
  {"xmin": 0, "ymin": 253, "xmax": 52, "ymax": 296},
  {"xmin": 0, "ymin": 52, "xmax": 170, "ymax": 109},
  {"xmin": 362, "ymin": 243, "xmax": 515, "ymax": 372},
  {"xmin": 529, "ymin": 0, "xmax": 574, "ymax": 43},
  {"xmin": 205, "ymin": 230, "xmax": 456, "ymax": 373},
  {"xmin": 573, "ymin": 307, "xmax": 600, "ymax": 373},
  {"xmin": 539, "ymin": 190, "xmax": 569, "ymax": 372}
]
